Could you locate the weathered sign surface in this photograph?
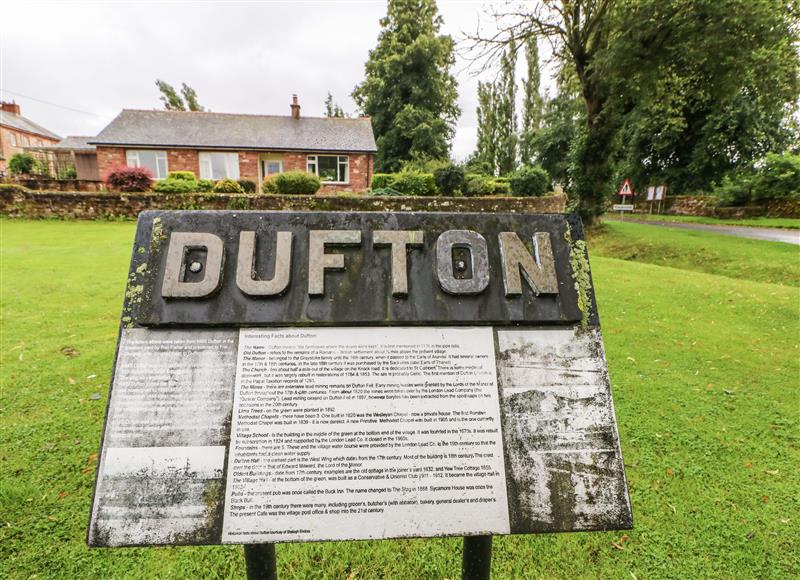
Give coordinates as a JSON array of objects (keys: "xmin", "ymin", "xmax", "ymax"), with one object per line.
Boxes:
[{"xmin": 88, "ymin": 210, "xmax": 631, "ymax": 547}]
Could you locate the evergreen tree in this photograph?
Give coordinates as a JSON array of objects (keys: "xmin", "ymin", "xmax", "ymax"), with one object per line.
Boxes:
[
  {"xmin": 474, "ymin": 81, "xmax": 499, "ymax": 174},
  {"xmin": 180, "ymin": 83, "xmax": 204, "ymax": 112},
  {"xmin": 519, "ymin": 36, "xmax": 544, "ymax": 166},
  {"xmin": 353, "ymin": 0, "xmax": 460, "ymax": 172},
  {"xmin": 495, "ymin": 37, "xmax": 517, "ymax": 175},
  {"xmin": 156, "ymin": 79, "xmax": 185, "ymax": 111},
  {"xmin": 324, "ymin": 92, "xmax": 345, "ymax": 117}
]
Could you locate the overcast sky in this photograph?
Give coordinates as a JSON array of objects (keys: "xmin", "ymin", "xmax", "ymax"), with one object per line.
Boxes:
[{"xmin": 0, "ymin": 1, "xmax": 555, "ymax": 160}]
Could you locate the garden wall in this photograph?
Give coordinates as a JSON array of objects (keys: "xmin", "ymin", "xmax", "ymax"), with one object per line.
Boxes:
[
  {"xmin": 7, "ymin": 178, "xmax": 105, "ymax": 192},
  {"xmin": 0, "ymin": 190, "xmax": 567, "ymax": 220},
  {"xmin": 633, "ymin": 195, "xmax": 800, "ymax": 218}
]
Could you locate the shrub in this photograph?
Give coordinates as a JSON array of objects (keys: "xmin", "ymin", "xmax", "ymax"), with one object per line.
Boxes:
[
  {"xmin": 391, "ymin": 172, "xmax": 438, "ymax": 196},
  {"xmin": 711, "ymin": 174, "xmax": 753, "ymax": 206},
  {"xmin": 434, "ymin": 164, "xmax": 466, "ymax": 196},
  {"xmin": 167, "ymin": 171, "xmax": 196, "ymax": 181},
  {"xmin": 261, "ymin": 176, "xmax": 278, "ymax": 194},
  {"xmin": 213, "ymin": 178, "xmax": 245, "ymax": 194},
  {"xmin": 510, "ymin": 166, "xmax": 551, "ymax": 197},
  {"xmin": 153, "ymin": 179, "xmax": 197, "ymax": 194},
  {"xmin": 8, "ymin": 153, "xmax": 47, "ymax": 176},
  {"xmin": 237, "ymin": 179, "xmax": 257, "ymax": 193},
  {"xmin": 464, "ymin": 174, "xmax": 495, "ymax": 196},
  {"xmin": 57, "ymin": 166, "xmax": 78, "ymax": 180},
  {"xmin": 371, "ymin": 174, "xmax": 396, "ymax": 189},
  {"xmin": 196, "ymin": 179, "xmax": 215, "ymax": 192},
  {"xmin": 493, "ymin": 180, "xmax": 511, "ymax": 195},
  {"xmin": 752, "ymin": 153, "xmax": 800, "ymax": 202},
  {"xmin": 369, "ymin": 187, "xmax": 404, "ymax": 196},
  {"xmin": 104, "ymin": 165, "xmax": 153, "ymax": 192},
  {"xmin": 267, "ymin": 171, "xmax": 321, "ymax": 194}
]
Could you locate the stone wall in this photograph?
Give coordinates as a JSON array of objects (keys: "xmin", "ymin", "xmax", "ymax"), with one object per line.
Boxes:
[
  {"xmin": 6, "ymin": 178, "xmax": 105, "ymax": 192},
  {"xmin": 0, "ymin": 190, "xmax": 567, "ymax": 220},
  {"xmin": 634, "ymin": 195, "xmax": 800, "ymax": 218}
]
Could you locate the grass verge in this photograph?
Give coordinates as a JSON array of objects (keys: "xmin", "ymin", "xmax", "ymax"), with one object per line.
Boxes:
[
  {"xmin": 1, "ymin": 219, "xmax": 798, "ymax": 578},
  {"xmin": 607, "ymin": 214, "xmax": 800, "ymax": 229}
]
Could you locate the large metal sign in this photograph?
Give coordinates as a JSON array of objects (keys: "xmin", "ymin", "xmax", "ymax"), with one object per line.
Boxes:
[{"xmin": 88, "ymin": 210, "xmax": 631, "ymax": 547}]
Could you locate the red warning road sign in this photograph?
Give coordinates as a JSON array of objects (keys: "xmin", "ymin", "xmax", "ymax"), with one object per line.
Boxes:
[{"xmin": 618, "ymin": 178, "xmax": 633, "ymax": 197}]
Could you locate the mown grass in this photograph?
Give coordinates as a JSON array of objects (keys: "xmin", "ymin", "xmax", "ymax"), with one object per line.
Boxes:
[
  {"xmin": 608, "ymin": 214, "xmax": 800, "ymax": 229},
  {"xmin": 1, "ymin": 219, "xmax": 798, "ymax": 579},
  {"xmin": 589, "ymin": 220, "xmax": 800, "ymax": 286}
]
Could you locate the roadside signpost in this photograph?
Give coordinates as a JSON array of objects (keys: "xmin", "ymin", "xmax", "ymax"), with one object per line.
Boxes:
[
  {"xmin": 617, "ymin": 178, "xmax": 634, "ymax": 216},
  {"xmin": 655, "ymin": 184, "xmax": 667, "ymax": 214},
  {"xmin": 88, "ymin": 210, "xmax": 632, "ymax": 578}
]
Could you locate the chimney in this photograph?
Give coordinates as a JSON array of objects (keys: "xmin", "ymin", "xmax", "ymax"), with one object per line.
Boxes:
[
  {"xmin": 290, "ymin": 94, "xmax": 300, "ymax": 120},
  {"xmin": 1, "ymin": 101, "xmax": 21, "ymax": 115}
]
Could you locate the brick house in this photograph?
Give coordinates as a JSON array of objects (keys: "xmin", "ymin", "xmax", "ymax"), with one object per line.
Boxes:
[
  {"xmin": 0, "ymin": 101, "xmax": 61, "ymax": 173},
  {"xmin": 90, "ymin": 96, "xmax": 376, "ymax": 192}
]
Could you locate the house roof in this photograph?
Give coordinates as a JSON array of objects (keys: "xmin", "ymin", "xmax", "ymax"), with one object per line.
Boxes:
[
  {"xmin": 0, "ymin": 110, "xmax": 61, "ymax": 140},
  {"xmin": 90, "ymin": 109, "xmax": 377, "ymax": 153},
  {"xmin": 43, "ymin": 136, "xmax": 97, "ymax": 152}
]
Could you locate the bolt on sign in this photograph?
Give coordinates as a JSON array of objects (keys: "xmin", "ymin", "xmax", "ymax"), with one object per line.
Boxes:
[{"xmin": 88, "ymin": 211, "xmax": 631, "ymax": 548}]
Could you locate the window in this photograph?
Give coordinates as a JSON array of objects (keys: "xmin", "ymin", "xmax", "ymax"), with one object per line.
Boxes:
[
  {"xmin": 21, "ymin": 135, "xmax": 30, "ymax": 147},
  {"xmin": 307, "ymin": 155, "xmax": 348, "ymax": 183},
  {"xmin": 126, "ymin": 150, "xmax": 168, "ymax": 179},
  {"xmin": 8, "ymin": 132, "xmax": 16, "ymax": 147},
  {"xmin": 199, "ymin": 152, "xmax": 240, "ymax": 180},
  {"xmin": 260, "ymin": 158, "xmax": 283, "ymax": 179}
]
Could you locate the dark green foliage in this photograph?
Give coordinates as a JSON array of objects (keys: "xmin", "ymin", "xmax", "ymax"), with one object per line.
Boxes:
[
  {"xmin": 369, "ymin": 187, "xmax": 405, "ymax": 196},
  {"xmin": 57, "ymin": 166, "xmax": 78, "ymax": 180},
  {"xmin": 213, "ymin": 178, "xmax": 245, "ymax": 194},
  {"xmin": 371, "ymin": 174, "xmax": 395, "ymax": 189},
  {"xmin": 352, "ymin": 0, "xmax": 460, "ymax": 171},
  {"xmin": 493, "ymin": 181, "xmax": 511, "ymax": 195},
  {"xmin": 8, "ymin": 153, "xmax": 46, "ymax": 176},
  {"xmin": 495, "ymin": 38, "xmax": 517, "ymax": 175},
  {"xmin": 155, "ymin": 79, "xmax": 204, "ymax": 111},
  {"xmin": 324, "ymin": 93, "xmax": 345, "ymax": 117},
  {"xmin": 752, "ymin": 153, "xmax": 800, "ymax": 202},
  {"xmin": 196, "ymin": 179, "xmax": 215, "ymax": 193},
  {"xmin": 433, "ymin": 164, "xmax": 465, "ymax": 195},
  {"xmin": 237, "ymin": 179, "xmax": 257, "ymax": 193},
  {"xmin": 711, "ymin": 175, "xmax": 754, "ymax": 206},
  {"xmin": 520, "ymin": 36, "xmax": 544, "ymax": 165},
  {"xmin": 463, "ymin": 174, "xmax": 495, "ymax": 196},
  {"xmin": 474, "ymin": 81, "xmax": 499, "ymax": 175},
  {"xmin": 510, "ymin": 166, "xmax": 551, "ymax": 197},
  {"xmin": 152, "ymin": 179, "xmax": 197, "ymax": 194},
  {"xmin": 167, "ymin": 171, "xmax": 196, "ymax": 181},
  {"xmin": 265, "ymin": 171, "xmax": 321, "ymax": 195},
  {"xmin": 390, "ymin": 171, "xmax": 438, "ymax": 196}
]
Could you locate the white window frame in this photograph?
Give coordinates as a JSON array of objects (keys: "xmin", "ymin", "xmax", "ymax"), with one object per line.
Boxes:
[
  {"xmin": 307, "ymin": 154, "xmax": 349, "ymax": 184},
  {"xmin": 126, "ymin": 149, "xmax": 168, "ymax": 179},
  {"xmin": 8, "ymin": 132, "xmax": 17, "ymax": 147},
  {"xmin": 261, "ymin": 159, "xmax": 283, "ymax": 178},
  {"xmin": 199, "ymin": 151, "xmax": 240, "ymax": 180}
]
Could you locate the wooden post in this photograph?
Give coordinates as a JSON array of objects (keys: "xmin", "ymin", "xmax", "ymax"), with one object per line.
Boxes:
[
  {"xmin": 462, "ymin": 535, "xmax": 492, "ymax": 580},
  {"xmin": 244, "ymin": 544, "xmax": 278, "ymax": 580}
]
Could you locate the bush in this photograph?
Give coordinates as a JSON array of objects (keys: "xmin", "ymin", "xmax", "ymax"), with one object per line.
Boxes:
[
  {"xmin": 266, "ymin": 171, "xmax": 321, "ymax": 194},
  {"xmin": 753, "ymin": 153, "xmax": 800, "ymax": 202},
  {"xmin": 237, "ymin": 179, "xmax": 257, "ymax": 193},
  {"xmin": 104, "ymin": 165, "xmax": 153, "ymax": 192},
  {"xmin": 261, "ymin": 176, "xmax": 278, "ymax": 194},
  {"xmin": 153, "ymin": 178, "xmax": 198, "ymax": 194},
  {"xmin": 57, "ymin": 166, "xmax": 78, "ymax": 180},
  {"xmin": 167, "ymin": 171, "xmax": 196, "ymax": 181},
  {"xmin": 711, "ymin": 174, "xmax": 753, "ymax": 206},
  {"xmin": 434, "ymin": 164, "xmax": 466, "ymax": 196},
  {"xmin": 493, "ymin": 180, "xmax": 511, "ymax": 195},
  {"xmin": 391, "ymin": 172, "xmax": 438, "ymax": 196},
  {"xmin": 369, "ymin": 187, "xmax": 404, "ymax": 196},
  {"xmin": 196, "ymin": 179, "xmax": 215, "ymax": 192},
  {"xmin": 510, "ymin": 166, "xmax": 551, "ymax": 197},
  {"xmin": 213, "ymin": 178, "xmax": 245, "ymax": 194},
  {"xmin": 464, "ymin": 174, "xmax": 495, "ymax": 196},
  {"xmin": 371, "ymin": 174, "xmax": 396, "ymax": 189},
  {"xmin": 8, "ymin": 153, "xmax": 47, "ymax": 176}
]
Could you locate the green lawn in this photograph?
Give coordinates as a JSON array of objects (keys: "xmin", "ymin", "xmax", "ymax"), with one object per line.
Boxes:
[
  {"xmin": 2, "ymin": 219, "xmax": 798, "ymax": 579},
  {"xmin": 607, "ymin": 213, "xmax": 800, "ymax": 229}
]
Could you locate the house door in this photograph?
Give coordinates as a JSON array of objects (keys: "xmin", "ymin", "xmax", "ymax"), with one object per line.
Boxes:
[{"xmin": 259, "ymin": 154, "xmax": 283, "ymax": 183}]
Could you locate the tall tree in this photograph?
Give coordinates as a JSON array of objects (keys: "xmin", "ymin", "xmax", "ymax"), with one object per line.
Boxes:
[
  {"xmin": 180, "ymin": 83, "xmax": 204, "ymax": 112},
  {"xmin": 519, "ymin": 36, "xmax": 544, "ymax": 166},
  {"xmin": 324, "ymin": 92, "xmax": 345, "ymax": 117},
  {"xmin": 353, "ymin": 0, "xmax": 460, "ymax": 172},
  {"xmin": 155, "ymin": 80, "xmax": 204, "ymax": 112},
  {"xmin": 474, "ymin": 81, "xmax": 499, "ymax": 173},
  {"xmin": 495, "ymin": 37, "xmax": 518, "ymax": 175},
  {"xmin": 156, "ymin": 79, "xmax": 185, "ymax": 111}
]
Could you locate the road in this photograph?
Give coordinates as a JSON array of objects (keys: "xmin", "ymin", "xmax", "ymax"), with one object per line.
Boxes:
[{"xmin": 610, "ymin": 218, "xmax": 800, "ymax": 245}]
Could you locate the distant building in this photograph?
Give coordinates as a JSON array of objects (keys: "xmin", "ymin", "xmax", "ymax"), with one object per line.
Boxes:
[
  {"xmin": 90, "ymin": 95, "xmax": 377, "ymax": 192},
  {"xmin": 0, "ymin": 101, "xmax": 61, "ymax": 172}
]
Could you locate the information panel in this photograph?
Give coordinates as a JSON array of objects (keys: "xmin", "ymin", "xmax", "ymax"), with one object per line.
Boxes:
[{"xmin": 88, "ymin": 211, "xmax": 632, "ymax": 547}]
